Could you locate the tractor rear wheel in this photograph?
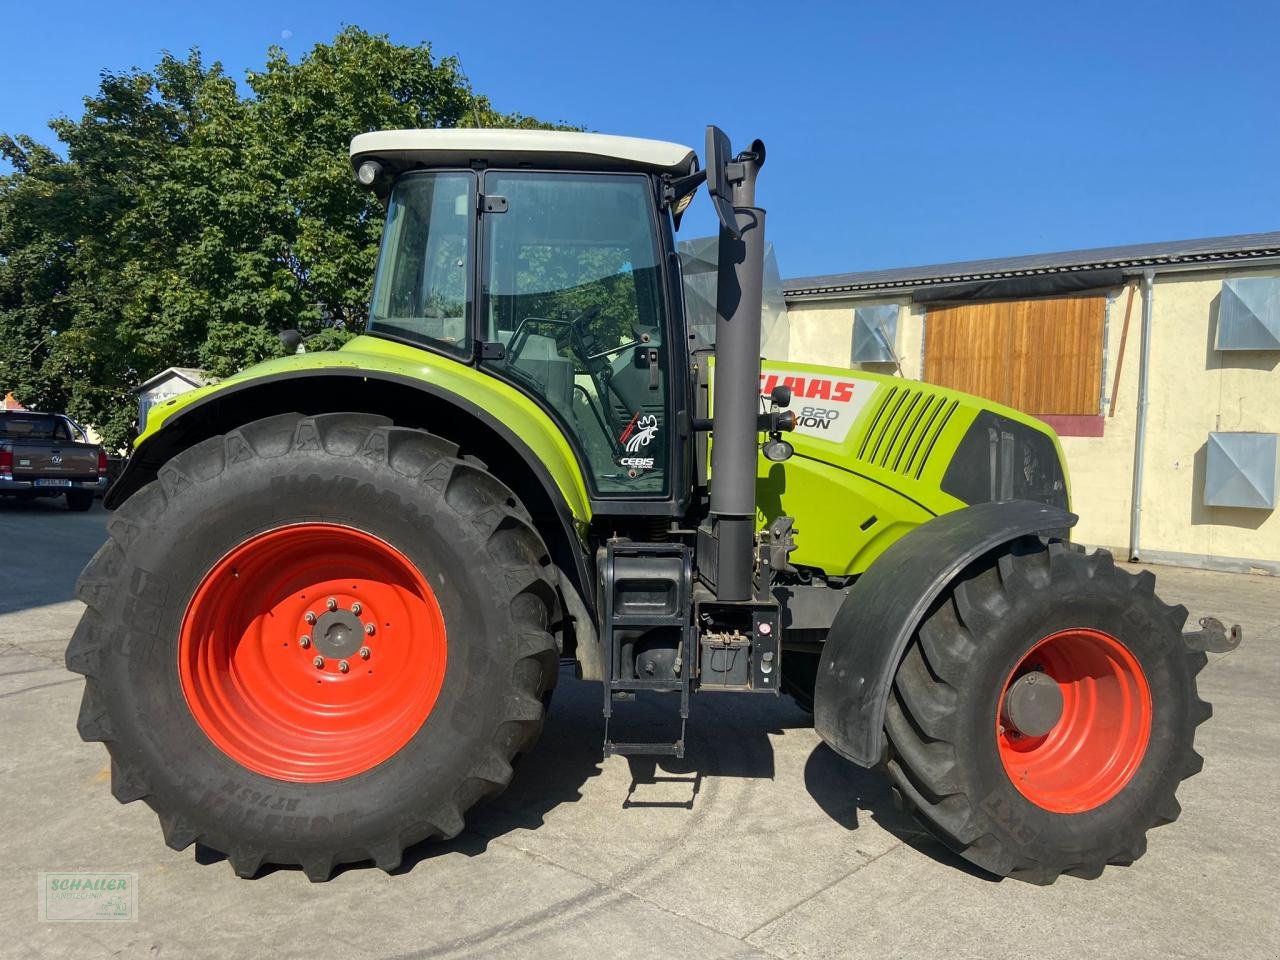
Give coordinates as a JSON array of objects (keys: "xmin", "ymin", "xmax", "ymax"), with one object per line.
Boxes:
[
  {"xmin": 67, "ymin": 413, "xmax": 559, "ymax": 881},
  {"xmin": 884, "ymin": 538, "xmax": 1211, "ymax": 884}
]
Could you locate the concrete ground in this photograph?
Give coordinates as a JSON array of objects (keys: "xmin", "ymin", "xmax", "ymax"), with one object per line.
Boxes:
[{"xmin": 2, "ymin": 496, "xmax": 1277, "ymax": 960}]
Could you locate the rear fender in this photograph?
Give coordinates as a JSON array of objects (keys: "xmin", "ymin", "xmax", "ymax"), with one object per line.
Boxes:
[
  {"xmin": 116, "ymin": 339, "xmax": 591, "ymax": 520},
  {"xmin": 813, "ymin": 500, "xmax": 1077, "ymax": 767}
]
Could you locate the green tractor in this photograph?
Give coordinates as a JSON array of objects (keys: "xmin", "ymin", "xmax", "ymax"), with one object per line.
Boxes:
[{"xmin": 69, "ymin": 126, "xmax": 1212, "ymax": 884}]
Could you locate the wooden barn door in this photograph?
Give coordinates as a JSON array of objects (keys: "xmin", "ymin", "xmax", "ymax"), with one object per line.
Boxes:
[{"xmin": 923, "ymin": 295, "xmax": 1105, "ymax": 416}]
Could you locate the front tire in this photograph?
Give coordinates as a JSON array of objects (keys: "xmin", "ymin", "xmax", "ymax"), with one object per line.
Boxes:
[
  {"xmin": 67, "ymin": 413, "xmax": 559, "ymax": 881},
  {"xmin": 66, "ymin": 489, "xmax": 95, "ymax": 511},
  {"xmin": 884, "ymin": 538, "xmax": 1210, "ymax": 884}
]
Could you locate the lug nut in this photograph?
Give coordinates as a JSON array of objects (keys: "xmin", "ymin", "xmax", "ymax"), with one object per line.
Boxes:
[
  {"xmin": 339, "ymin": 660, "xmax": 350, "ymax": 674},
  {"xmin": 304, "ymin": 611, "xmax": 316, "ymax": 625},
  {"xmin": 359, "ymin": 646, "xmax": 371, "ymax": 660},
  {"xmin": 351, "ymin": 602, "xmax": 362, "ymax": 615},
  {"xmin": 299, "ymin": 635, "xmax": 311, "ymax": 649},
  {"xmin": 313, "ymin": 656, "xmax": 325, "ymax": 669},
  {"xmin": 326, "ymin": 597, "xmax": 337, "ymax": 611},
  {"xmin": 364, "ymin": 623, "xmax": 376, "ymax": 636}
]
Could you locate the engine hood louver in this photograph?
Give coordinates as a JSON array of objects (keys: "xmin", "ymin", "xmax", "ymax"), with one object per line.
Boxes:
[{"xmin": 856, "ymin": 386, "xmax": 959, "ymax": 480}]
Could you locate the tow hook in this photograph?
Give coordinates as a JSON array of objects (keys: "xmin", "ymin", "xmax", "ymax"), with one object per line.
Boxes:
[{"xmin": 1182, "ymin": 617, "xmax": 1243, "ymax": 653}]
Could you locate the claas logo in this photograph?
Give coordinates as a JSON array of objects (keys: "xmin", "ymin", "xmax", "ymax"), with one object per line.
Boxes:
[{"xmin": 759, "ymin": 373, "xmax": 857, "ymax": 403}]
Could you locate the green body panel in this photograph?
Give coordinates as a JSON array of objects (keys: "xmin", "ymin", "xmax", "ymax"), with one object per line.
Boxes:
[
  {"xmin": 753, "ymin": 359, "xmax": 1069, "ymax": 576},
  {"xmin": 135, "ymin": 335, "xmax": 594, "ymax": 525}
]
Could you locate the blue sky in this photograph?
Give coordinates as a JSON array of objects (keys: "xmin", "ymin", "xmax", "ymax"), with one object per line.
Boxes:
[{"xmin": 2, "ymin": 0, "xmax": 1277, "ymax": 279}]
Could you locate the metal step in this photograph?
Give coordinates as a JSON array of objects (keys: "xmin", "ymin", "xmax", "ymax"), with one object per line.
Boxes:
[{"xmin": 603, "ymin": 738, "xmax": 685, "ymax": 759}]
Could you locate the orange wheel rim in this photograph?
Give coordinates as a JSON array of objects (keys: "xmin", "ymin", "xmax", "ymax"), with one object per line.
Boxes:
[
  {"xmin": 996, "ymin": 628, "xmax": 1151, "ymax": 814},
  {"xmin": 179, "ymin": 524, "xmax": 446, "ymax": 782}
]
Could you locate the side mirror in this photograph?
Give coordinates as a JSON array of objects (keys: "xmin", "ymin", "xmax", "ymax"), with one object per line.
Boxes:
[
  {"xmin": 278, "ymin": 329, "xmax": 303, "ymax": 354},
  {"xmin": 704, "ymin": 125, "xmax": 740, "ymax": 239}
]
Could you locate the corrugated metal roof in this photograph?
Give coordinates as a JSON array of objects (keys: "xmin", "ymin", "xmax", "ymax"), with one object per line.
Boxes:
[{"xmin": 783, "ymin": 231, "xmax": 1280, "ymax": 298}]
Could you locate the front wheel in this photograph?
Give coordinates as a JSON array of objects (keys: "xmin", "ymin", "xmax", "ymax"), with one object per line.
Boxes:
[
  {"xmin": 884, "ymin": 538, "xmax": 1211, "ymax": 884},
  {"xmin": 67, "ymin": 413, "xmax": 559, "ymax": 880}
]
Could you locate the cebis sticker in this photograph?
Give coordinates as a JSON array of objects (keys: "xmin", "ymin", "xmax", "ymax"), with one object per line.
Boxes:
[{"xmin": 760, "ymin": 368, "xmax": 876, "ymax": 444}]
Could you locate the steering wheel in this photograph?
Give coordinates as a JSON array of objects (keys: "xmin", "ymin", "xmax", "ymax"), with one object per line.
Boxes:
[
  {"xmin": 565, "ymin": 305, "xmax": 601, "ymax": 352},
  {"xmin": 562, "ymin": 305, "xmax": 636, "ymax": 443}
]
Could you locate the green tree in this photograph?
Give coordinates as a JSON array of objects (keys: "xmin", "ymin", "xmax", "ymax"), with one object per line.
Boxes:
[{"xmin": 0, "ymin": 27, "xmax": 571, "ymax": 449}]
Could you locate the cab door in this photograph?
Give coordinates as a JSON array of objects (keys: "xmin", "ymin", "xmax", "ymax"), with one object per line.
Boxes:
[{"xmin": 479, "ymin": 170, "xmax": 675, "ymax": 502}]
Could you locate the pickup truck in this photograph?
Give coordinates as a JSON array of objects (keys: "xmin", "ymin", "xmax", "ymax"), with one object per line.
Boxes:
[{"xmin": 0, "ymin": 411, "xmax": 107, "ymax": 511}]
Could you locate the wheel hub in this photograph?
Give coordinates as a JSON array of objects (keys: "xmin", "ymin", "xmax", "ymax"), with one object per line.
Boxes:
[
  {"xmin": 1002, "ymin": 670, "xmax": 1063, "ymax": 738},
  {"xmin": 996, "ymin": 628, "xmax": 1152, "ymax": 814},
  {"xmin": 312, "ymin": 608, "xmax": 366, "ymax": 659}
]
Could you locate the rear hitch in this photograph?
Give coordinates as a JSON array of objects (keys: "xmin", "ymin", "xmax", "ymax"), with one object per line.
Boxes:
[{"xmin": 1182, "ymin": 616, "xmax": 1243, "ymax": 654}]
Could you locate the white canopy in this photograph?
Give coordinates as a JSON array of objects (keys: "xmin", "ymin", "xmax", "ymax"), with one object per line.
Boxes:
[{"xmin": 350, "ymin": 128, "xmax": 697, "ymax": 176}]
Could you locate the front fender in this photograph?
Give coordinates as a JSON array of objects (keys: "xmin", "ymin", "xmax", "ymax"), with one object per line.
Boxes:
[
  {"xmin": 115, "ymin": 335, "xmax": 592, "ymax": 525},
  {"xmin": 813, "ymin": 500, "xmax": 1077, "ymax": 767}
]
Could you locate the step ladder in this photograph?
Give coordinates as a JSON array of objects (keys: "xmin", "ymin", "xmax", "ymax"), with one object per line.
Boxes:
[{"xmin": 600, "ymin": 541, "xmax": 694, "ymax": 759}]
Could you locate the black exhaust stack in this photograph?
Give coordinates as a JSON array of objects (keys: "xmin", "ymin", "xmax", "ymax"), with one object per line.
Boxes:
[{"xmin": 706, "ymin": 127, "xmax": 766, "ymax": 602}]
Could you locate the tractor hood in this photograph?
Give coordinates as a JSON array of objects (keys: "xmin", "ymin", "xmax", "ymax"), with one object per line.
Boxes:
[{"xmin": 753, "ymin": 359, "xmax": 1070, "ymax": 575}]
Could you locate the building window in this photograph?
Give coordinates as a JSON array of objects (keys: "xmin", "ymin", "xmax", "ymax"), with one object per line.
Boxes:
[{"xmin": 923, "ymin": 295, "xmax": 1105, "ymax": 417}]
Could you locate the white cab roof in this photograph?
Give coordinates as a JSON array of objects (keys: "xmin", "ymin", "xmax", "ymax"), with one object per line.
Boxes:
[{"xmin": 350, "ymin": 128, "xmax": 697, "ymax": 176}]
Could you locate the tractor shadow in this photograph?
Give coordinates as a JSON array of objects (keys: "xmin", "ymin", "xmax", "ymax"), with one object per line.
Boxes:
[
  {"xmin": 218, "ymin": 663, "xmax": 996, "ymax": 880},
  {"xmin": 802, "ymin": 743, "xmax": 1000, "ymax": 882},
  {"xmin": 405, "ymin": 663, "xmax": 995, "ymax": 881}
]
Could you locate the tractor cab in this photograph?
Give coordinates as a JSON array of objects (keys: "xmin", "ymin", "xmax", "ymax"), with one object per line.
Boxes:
[{"xmin": 351, "ymin": 129, "xmax": 702, "ymax": 506}]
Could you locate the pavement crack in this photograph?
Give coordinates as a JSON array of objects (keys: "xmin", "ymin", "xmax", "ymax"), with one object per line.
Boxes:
[
  {"xmin": 491, "ymin": 835, "xmax": 789, "ymax": 958},
  {"xmin": 741, "ymin": 839, "xmax": 907, "ymax": 940},
  {"xmin": 0, "ymin": 664, "xmax": 64, "ymax": 677},
  {"xmin": 0, "ymin": 638, "xmax": 67, "ymax": 666},
  {"xmin": 0, "ymin": 677, "xmax": 79, "ymax": 699}
]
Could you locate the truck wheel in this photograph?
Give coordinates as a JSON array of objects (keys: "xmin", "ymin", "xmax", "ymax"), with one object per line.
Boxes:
[
  {"xmin": 884, "ymin": 538, "xmax": 1211, "ymax": 884},
  {"xmin": 67, "ymin": 413, "xmax": 559, "ymax": 881},
  {"xmin": 66, "ymin": 490, "xmax": 95, "ymax": 511}
]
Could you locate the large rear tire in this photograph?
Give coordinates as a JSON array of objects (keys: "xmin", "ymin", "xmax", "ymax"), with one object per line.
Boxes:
[
  {"xmin": 67, "ymin": 413, "xmax": 559, "ymax": 881},
  {"xmin": 884, "ymin": 538, "xmax": 1210, "ymax": 884}
]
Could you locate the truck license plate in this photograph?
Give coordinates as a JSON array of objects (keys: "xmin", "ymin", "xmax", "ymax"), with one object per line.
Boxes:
[{"xmin": 34, "ymin": 479, "xmax": 73, "ymax": 488}]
